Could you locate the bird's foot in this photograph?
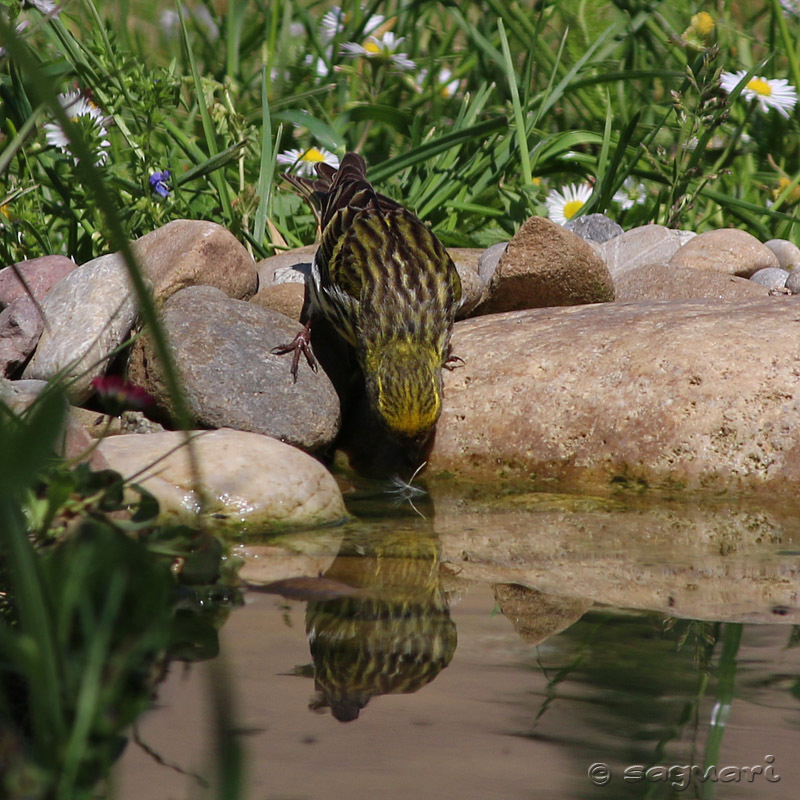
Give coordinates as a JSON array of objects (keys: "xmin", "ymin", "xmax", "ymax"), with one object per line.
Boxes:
[
  {"xmin": 444, "ymin": 352, "xmax": 465, "ymax": 371},
  {"xmin": 271, "ymin": 323, "xmax": 318, "ymax": 382}
]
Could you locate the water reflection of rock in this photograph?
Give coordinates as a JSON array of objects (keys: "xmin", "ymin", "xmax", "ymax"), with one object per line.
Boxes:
[
  {"xmin": 493, "ymin": 584, "xmax": 592, "ymax": 645},
  {"xmin": 434, "ymin": 491, "xmax": 800, "ymax": 624},
  {"xmin": 305, "ymin": 527, "xmax": 457, "ymax": 722}
]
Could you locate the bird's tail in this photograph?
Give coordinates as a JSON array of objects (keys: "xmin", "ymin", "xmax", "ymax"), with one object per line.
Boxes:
[{"xmin": 282, "ymin": 152, "xmax": 399, "ymax": 232}]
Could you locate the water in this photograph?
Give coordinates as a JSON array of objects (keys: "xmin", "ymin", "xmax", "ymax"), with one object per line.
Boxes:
[{"xmin": 113, "ymin": 488, "xmax": 800, "ymax": 799}]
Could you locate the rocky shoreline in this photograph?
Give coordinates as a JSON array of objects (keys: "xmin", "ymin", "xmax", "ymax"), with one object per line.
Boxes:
[{"xmin": 3, "ymin": 215, "xmax": 800, "ymax": 529}]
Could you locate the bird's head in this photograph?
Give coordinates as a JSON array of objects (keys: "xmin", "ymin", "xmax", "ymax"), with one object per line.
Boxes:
[{"xmin": 362, "ymin": 339, "xmax": 443, "ymax": 442}]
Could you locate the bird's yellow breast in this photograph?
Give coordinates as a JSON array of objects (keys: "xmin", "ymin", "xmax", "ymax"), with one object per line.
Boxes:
[{"xmin": 367, "ymin": 340, "xmax": 442, "ymax": 439}]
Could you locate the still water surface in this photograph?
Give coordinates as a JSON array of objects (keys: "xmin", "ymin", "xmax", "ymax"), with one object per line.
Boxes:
[{"xmin": 115, "ymin": 489, "xmax": 800, "ymax": 799}]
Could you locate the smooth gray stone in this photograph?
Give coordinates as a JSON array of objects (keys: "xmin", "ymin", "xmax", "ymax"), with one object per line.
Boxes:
[
  {"xmin": 128, "ymin": 285, "xmax": 341, "ymax": 453},
  {"xmin": 565, "ymin": 213, "xmax": 623, "ymax": 243},
  {"xmin": 22, "ymin": 253, "xmax": 140, "ymax": 402},
  {"xmin": 749, "ymin": 267, "xmax": 789, "ymax": 289}
]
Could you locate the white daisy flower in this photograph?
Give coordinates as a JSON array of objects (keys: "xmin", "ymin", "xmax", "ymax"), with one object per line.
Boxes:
[
  {"xmin": 304, "ymin": 48, "xmax": 334, "ymax": 77},
  {"xmin": 276, "ymin": 147, "xmax": 340, "ymax": 175},
  {"xmin": 612, "ymin": 178, "xmax": 647, "ymax": 210},
  {"xmin": 545, "ymin": 183, "xmax": 593, "ymax": 225},
  {"xmin": 24, "ymin": 0, "xmax": 60, "ymax": 15},
  {"xmin": 160, "ymin": 9, "xmax": 179, "ymax": 36},
  {"xmin": 269, "ymin": 65, "xmax": 292, "ymax": 84},
  {"xmin": 436, "ymin": 68, "xmax": 460, "ymax": 98},
  {"xmin": 340, "ymin": 31, "xmax": 416, "ymax": 71},
  {"xmin": 720, "ymin": 70, "xmax": 798, "ymax": 118},
  {"xmin": 191, "ymin": 4, "xmax": 219, "ymax": 40},
  {"xmin": 419, "ymin": 67, "xmax": 460, "ymax": 98},
  {"xmin": 321, "ymin": 8, "xmax": 346, "ymax": 42},
  {"xmin": 43, "ymin": 89, "xmax": 110, "ymax": 166},
  {"xmin": 321, "ymin": 6, "xmax": 385, "ymax": 43}
]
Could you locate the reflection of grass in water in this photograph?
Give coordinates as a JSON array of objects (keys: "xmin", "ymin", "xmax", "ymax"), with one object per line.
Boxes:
[
  {"xmin": 514, "ymin": 611, "xmax": 751, "ymax": 798},
  {"xmin": 532, "ymin": 632, "xmax": 594, "ymax": 727}
]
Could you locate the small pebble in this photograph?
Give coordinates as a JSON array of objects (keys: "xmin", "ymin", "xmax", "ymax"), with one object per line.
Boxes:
[
  {"xmin": 764, "ymin": 239, "xmax": 800, "ymax": 271},
  {"xmin": 477, "ymin": 241, "xmax": 508, "ymax": 284},
  {"xmin": 785, "ymin": 270, "xmax": 800, "ymax": 294},
  {"xmin": 565, "ymin": 213, "xmax": 623, "ymax": 243},
  {"xmin": 749, "ymin": 267, "xmax": 789, "ymax": 289}
]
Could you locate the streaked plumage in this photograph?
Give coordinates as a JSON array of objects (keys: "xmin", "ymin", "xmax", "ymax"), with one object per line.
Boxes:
[
  {"xmin": 276, "ymin": 152, "xmax": 461, "ymax": 443},
  {"xmin": 306, "ymin": 527, "xmax": 456, "ymax": 722}
]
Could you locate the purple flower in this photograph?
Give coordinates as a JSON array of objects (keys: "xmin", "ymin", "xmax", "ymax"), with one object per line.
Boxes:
[
  {"xmin": 149, "ymin": 170, "xmax": 171, "ymax": 198},
  {"xmin": 91, "ymin": 375, "xmax": 154, "ymax": 416}
]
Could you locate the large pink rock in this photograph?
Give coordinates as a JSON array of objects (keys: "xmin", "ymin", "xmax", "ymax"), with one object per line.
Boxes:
[
  {"xmin": 474, "ymin": 216, "xmax": 614, "ymax": 313},
  {"xmin": 430, "ymin": 296, "xmax": 800, "ymax": 495},
  {"xmin": 669, "ymin": 229, "xmax": 779, "ymax": 277},
  {"xmin": 0, "ymin": 255, "xmax": 76, "ymax": 308},
  {"xmin": 0, "ymin": 296, "xmax": 44, "ymax": 375},
  {"xmin": 132, "ymin": 219, "xmax": 257, "ymax": 301}
]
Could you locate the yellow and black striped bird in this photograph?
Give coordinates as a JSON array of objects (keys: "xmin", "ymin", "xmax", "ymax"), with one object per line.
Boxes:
[{"xmin": 273, "ymin": 152, "xmax": 461, "ymax": 449}]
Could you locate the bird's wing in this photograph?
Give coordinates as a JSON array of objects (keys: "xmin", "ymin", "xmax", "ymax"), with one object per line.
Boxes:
[{"xmin": 282, "ymin": 153, "xmax": 459, "ymax": 311}]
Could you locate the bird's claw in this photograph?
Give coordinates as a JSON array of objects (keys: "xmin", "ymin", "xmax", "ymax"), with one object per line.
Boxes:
[
  {"xmin": 444, "ymin": 353, "xmax": 465, "ymax": 371},
  {"xmin": 271, "ymin": 324, "xmax": 317, "ymax": 382}
]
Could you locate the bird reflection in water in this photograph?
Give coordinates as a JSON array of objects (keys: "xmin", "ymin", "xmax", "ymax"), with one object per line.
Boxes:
[{"xmin": 304, "ymin": 517, "xmax": 456, "ymax": 722}]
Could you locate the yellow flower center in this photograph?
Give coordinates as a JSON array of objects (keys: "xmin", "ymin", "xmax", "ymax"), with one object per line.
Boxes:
[
  {"xmin": 774, "ymin": 176, "xmax": 800, "ymax": 203},
  {"xmin": 363, "ymin": 40, "xmax": 381, "ymax": 55},
  {"xmin": 746, "ymin": 78, "xmax": 772, "ymax": 97},
  {"xmin": 301, "ymin": 148, "xmax": 326, "ymax": 163},
  {"xmin": 563, "ymin": 199, "xmax": 584, "ymax": 219},
  {"xmin": 691, "ymin": 12, "xmax": 715, "ymax": 37}
]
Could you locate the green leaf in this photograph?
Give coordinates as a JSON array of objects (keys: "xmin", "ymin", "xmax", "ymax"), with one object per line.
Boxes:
[
  {"xmin": 368, "ymin": 116, "xmax": 507, "ymax": 183},
  {"xmin": 0, "ymin": 386, "xmax": 66, "ymax": 493},
  {"xmin": 254, "ymin": 67, "xmax": 278, "ymax": 248},
  {"xmin": 177, "ymin": 3, "xmax": 233, "ymax": 221},
  {"xmin": 344, "ymin": 104, "xmax": 413, "ymax": 135},
  {"xmin": 272, "ymin": 109, "xmax": 345, "ymax": 153},
  {"xmin": 176, "ymin": 140, "xmax": 249, "ymax": 186},
  {"xmin": 529, "ymin": 130, "xmax": 605, "ymax": 173}
]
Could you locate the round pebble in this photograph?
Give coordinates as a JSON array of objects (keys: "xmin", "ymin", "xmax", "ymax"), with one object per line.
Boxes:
[
  {"xmin": 785, "ymin": 270, "xmax": 800, "ymax": 294},
  {"xmin": 565, "ymin": 213, "xmax": 623, "ymax": 243},
  {"xmin": 749, "ymin": 267, "xmax": 789, "ymax": 289},
  {"xmin": 764, "ymin": 239, "xmax": 800, "ymax": 270}
]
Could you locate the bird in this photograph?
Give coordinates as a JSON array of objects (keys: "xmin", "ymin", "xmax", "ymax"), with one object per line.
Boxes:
[{"xmin": 272, "ymin": 152, "xmax": 462, "ymax": 454}]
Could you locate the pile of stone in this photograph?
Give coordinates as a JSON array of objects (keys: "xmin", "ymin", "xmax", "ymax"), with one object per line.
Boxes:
[{"xmin": 3, "ymin": 214, "xmax": 800, "ymax": 530}]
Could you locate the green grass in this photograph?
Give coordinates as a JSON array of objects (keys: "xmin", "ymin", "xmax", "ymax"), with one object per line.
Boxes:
[
  {"xmin": 2, "ymin": 0, "xmax": 800, "ymax": 266},
  {"xmin": 0, "ymin": 384, "xmax": 242, "ymax": 798}
]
